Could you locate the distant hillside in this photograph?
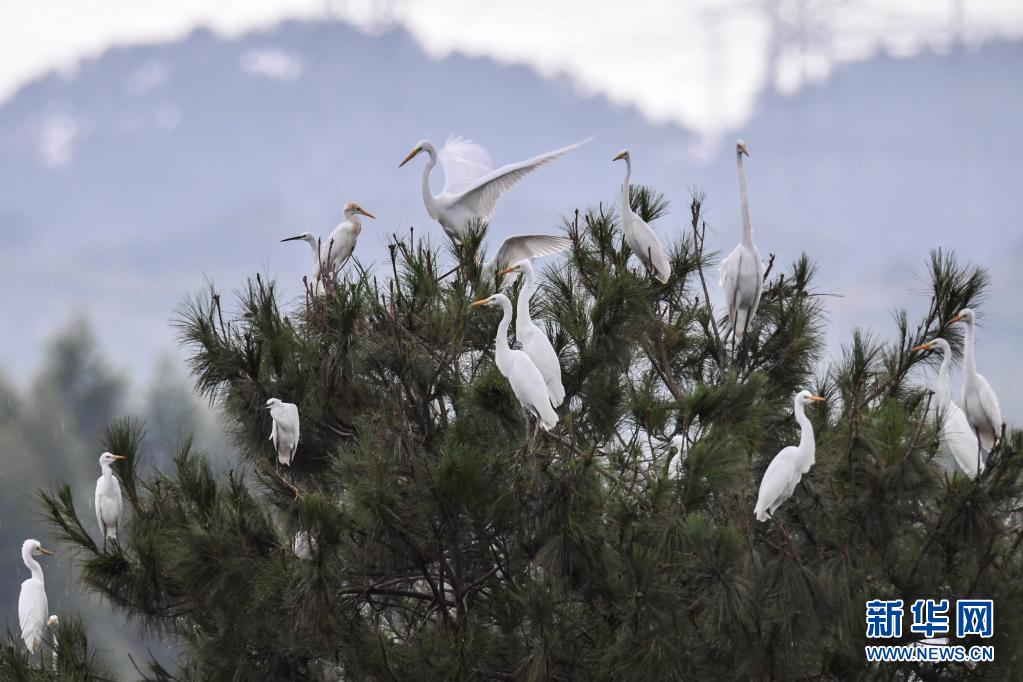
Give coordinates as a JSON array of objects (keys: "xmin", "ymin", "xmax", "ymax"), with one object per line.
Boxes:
[{"xmin": 0, "ymin": 20, "xmax": 1018, "ymax": 416}]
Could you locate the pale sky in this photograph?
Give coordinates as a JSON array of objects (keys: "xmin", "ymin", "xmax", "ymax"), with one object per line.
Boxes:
[{"xmin": 2, "ymin": 1, "xmax": 1022, "ymax": 142}]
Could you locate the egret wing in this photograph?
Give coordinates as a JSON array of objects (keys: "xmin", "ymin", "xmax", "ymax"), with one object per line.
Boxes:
[
  {"xmin": 94, "ymin": 478, "xmax": 105, "ymax": 537},
  {"xmin": 452, "ymin": 138, "xmax": 590, "ymax": 222},
  {"xmin": 494, "ymin": 235, "xmax": 572, "ymax": 268},
  {"xmin": 19, "ymin": 579, "xmax": 47, "ymax": 652},
  {"xmin": 975, "ymin": 374, "xmax": 1002, "ymax": 436},
  {"xmin": 439, "ymin": 136, "xmax": 495, "ymax": 196},
  {"xmin": 627, "ymin": 210, "xmax": 670, "ymax": 282},
  {"xmin": 941, "ymin": 401, "xmax": 983, "ymax": 477}
]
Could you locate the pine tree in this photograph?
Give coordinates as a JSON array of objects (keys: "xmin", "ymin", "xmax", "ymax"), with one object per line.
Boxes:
[{"xmin": 14, "ymin": 189, "xmax": 1021, "ymax": 680}]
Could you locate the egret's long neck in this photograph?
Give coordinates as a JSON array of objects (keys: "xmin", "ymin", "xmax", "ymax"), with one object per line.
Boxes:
[
  {"xmin": 494, "ymin": 299, "xmax": 513, "ymax": 371},
  {"xmin": 795, "ymin": 401, "xmax": 815, "ymax": 459},
  {"xmin": 422, "ymin": 152, "xmax": 438, "ymax": 219},
  {"xmin": 346, "ymin": 212, "xmax": 363, "ymax": 236},
  {"xmin": 100, "ymin": 462, "xmax": 113, "ymax": 481},
  {"xmin": 963, "ymin": 319, "xmax": 977, "ymax": 377},
  {"xmin": 935, "ymin": 346, "xmax": 952, "ymax": 409},
  {"xmin": 620, "ymin": 159, "xmax": 632, "ymax": 217},
  {"xmin": 305, "ymin": 236, "xmax": 320, "ymax": 261},
  {"xmin": 22, "ymin": 549, "xmax": 43, "ymax": 583},
  {"xmin": 737, "ymin": 151, "xmax": 753, "ymax": 246},
  {"xmin": 515, "ymin": 267, "xmax": 536, "ymax": 334}
]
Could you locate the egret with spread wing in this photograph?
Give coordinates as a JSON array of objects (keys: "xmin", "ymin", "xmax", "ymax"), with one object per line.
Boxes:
[
  {"xmin": 282, "ymin": 202, "xmax": 375, "ymax": 282},
  {"xmin": 949, "ymin": 308, "xmax": 1002, "ymax": 453},
  {"xmin": 483, "ymin": 234, "xmax": 572, "ymax": 285},
  {"xmin": 471, "ymin": 293, "xmax": 558, "ymax": 442},
  {"xmin": 612, "ymin": 150, "xmax": 670, "ymax": 283},
  {"xmin": 266, "ymin": 398, "xmax": 300, "ymax": 469},
  {"xmin": 19, "ymin": 539, "xmax": 53, "ymax": 654},
  {"xmin": 498, "ymin": 259, "xmax": 565, "ymax": 407},
  {"xmin": 400, "ymin": 136, "xmax": 589, "ymax": 242},
  {"xmin": 720, "ymin": 140, "xmax": 765, "ymax": 341},
  {"xmin": 755, "ymin": 390, "xmax": 824, "ymax": 522},
  {"xmin": 912, "ymin": 338, "xmax": 982, "ymax": 476},
  {"xmin": 95, "ymin": 452, "xmax": 126, "ymax": 548}
]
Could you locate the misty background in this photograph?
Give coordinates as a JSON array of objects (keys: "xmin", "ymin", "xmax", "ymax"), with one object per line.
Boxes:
[{"xmin": 0, "ymin": 1, "xmax": 1020, "ymax": 675}]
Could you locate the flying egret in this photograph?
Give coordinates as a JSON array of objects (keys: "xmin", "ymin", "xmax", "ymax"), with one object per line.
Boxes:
[
  {"xmin": 948, "ymin": 308, "xmax": 1002, "ymax": 452},
  {"xmin": 282, "ymin": 202, "xmax": 375, "ymax": 282},
  {"xmin": 19, "ymin": 539, "xmax": 53, "ymax": 654},
  {"xmin": 471, "ymin": 293, "xmax": 558, "ymax": 441},
  {"xmin": 95, "ymin": 452, "xmax": 126, "ymax": 548},
  {"xmin": 912, "ymin": 339, "xmax": 982, "ymax": 476},
  {"xmin": 612, "ymin": 150, "xmax": 671, "ymax": 283},
  {"xmin": 399, "ymin": 136, "xmax": 589, "ymax": 242},
  {"xmin": 483, "ymin": 234, "xmax": 572, "ymax": 286},
  {"xmin": 266, "ymin": 398, "xmax": 300, "ymax": 469},
  {"xmin": 498, "ymin": 259, "xmax": 565, "ymax": 407},
  {"xmin": 719, "ymin": 140, "xmax": 765, "ymax": 341},
  {"xmin": 754, "ymin": 390, "xmax": 825, "ymax": 522}
]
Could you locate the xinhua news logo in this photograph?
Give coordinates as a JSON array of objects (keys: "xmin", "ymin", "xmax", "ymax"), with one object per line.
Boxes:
[{"xmin": 864, "ymin": 598, "xmax": 994, "ymax": 663}]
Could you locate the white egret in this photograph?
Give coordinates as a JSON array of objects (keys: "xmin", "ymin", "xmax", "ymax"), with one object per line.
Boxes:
[
  {"xmin": 483, "ymin": 234, "xmax": 572, "ymax": 285},
  {"xmin": 611, "ymin": 150, "xmax": 671, "ymax": 283},
  {"xmin": 293, "ymin": 531, "xmax": 317, "ymax": 561},
  {"xmin": 399, "ymin": 136, "xmax": 589, "ymax": 242},
  {"xmin": 754, "ymin": 390, "xmax": 825, "ymax": 522},
  {"xmin": 912, "ymin": 339, "xmax": 982, "ymax": 476},
  {"xmin": 18, "ymin": 539, "xmax": 53, "ymax": 654},
  {"xmin": 719, "ymin": 140, "xmax": 765, "ymax": 341},
  {"xmin": 471, "ymin": 293, "xmax": 558, "ymax": 440},
  {"xmin": 266, "ymin": 398, "xmax": 300, "ymax": 468},
  {"xmin": 949, "ymin": 309, "xmax": 1002, "ymax": 451},
  {"xmin": 498, "ymin": 259, "xmax": 565, "ymax": 407},
  {"xmin": 282, "ymin": 202, "xmax": 375, "ymax": 282},
  {"xmin": 95, "ymin": 452, "xmax": 126, "ymax": 547}
]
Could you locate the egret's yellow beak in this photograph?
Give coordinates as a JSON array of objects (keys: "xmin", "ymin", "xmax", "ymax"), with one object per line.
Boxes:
[
  {"xmin": 38, "ymin": 548, "xmax": 54, "ymax": 556},
  {"xmin": 911, "ymin": 341, "xmax": 936, "ymax": 352},
  {"xmin": 356, "ymin": 206, "xmax": 376, "ymax": 219},
  {"xmin": 738, "ymin": 143, "xmax": 750, "ymax": 157},
  {"xmin": 497, "ymin": 266, "xmax": 519, "ymax": 276},
  {"xmin": 470, "ymin": 297, "xmax": 491, "ymax": 307},
  {"xmin": 948, "ymin": 314, "xmax": 965, "ymax": 324},
  {"xmin": 111, "ymin": 454, "xmax": 126, "ymax": 461},
  {"xmin": 399, "ymin": 146, "xmax": 422, "ymax": 168},
  {"xmin": 808, "ymin": 395, "xmax": 825, "ymax": 402},
  {"xmin": 612, "ymin": 151, "xmax": 628, "ymax": 162}
]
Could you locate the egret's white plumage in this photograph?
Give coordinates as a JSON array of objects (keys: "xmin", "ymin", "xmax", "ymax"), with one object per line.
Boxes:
[
  {"xmin": 912, "ymin": 338, "xmax": 983, "ymax": 477},
  {"xmin": 949, "ymin": 309, "xmax": 1002, "ymax": 451},
  {"xmin": 483, "ymin": 234, "xmax": 572, "ymax": 285},
  {"xmin": 499, "ymin": 259, "xmax": 565, "ymax": 407},
  {"xmin": 293, "ymin": 531, "xmax": 317, "ymax": 561},
  {"xmin": 282, "ymin": 202, "xmax": 375, "ymax": 281},
  {"xmin": 472, "ymin": 293, "xmax": 558, "ymax": 432},
  {"xmin": 18, "ymin": 539, "xmax": 53, "ymax": 654},
  {"xmin": 95, "ymin": 452, "xmax": 126, "ymax": 545},
  {"xmin": 266, "ymin": 398, "xmax": 300, "ymax": 467},
  {"xmin": 719, "ymin": 140, "xmax": 765, "ymax": 340},
  {"xmin": 612, "ymin": 150, "xmax": 670, "ymax": 283},
  {"xmin": 400, "ymin": 136, "xmax": 589, "ymax": 242},
  {"xmin": 754, "ymin": 390, "xmax": 824, "ymax": 522}
]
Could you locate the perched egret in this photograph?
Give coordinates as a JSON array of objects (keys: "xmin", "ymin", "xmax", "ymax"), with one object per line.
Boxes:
[
  {"xmin": 498, "ymin": 259, "xmax": 565, "ymax": 407},
  {"xmin": 282, "ymin": 202, "xmax": 375, "ymax": 282},
  {"xmin": 471, "ymin": 294, "xmax": 558, "ymax": 440},
  {"xmin": 18, "ymin": 539, "xmax": 53, "ymax": 654},
  {"xmin": 754, "ymin": 390, "xmax": 824, "ymax": 522},
  {"xmin": 399, "ymin": 136, "xmax": 589, "ymax": 242},
  {"xmin": 293, "ymin": 531, "xmax": 317, "ymax": 560},
  {"xmin": 611, "ymin": 150, "xmax": 671, "ymax": 283},
  {"xmin": 483, "ymin": 234, "xmax": 572, "ymax": 285},
  {"xmin": 95, "ymin": 452, "xmax": 126, "ymax": 547},
  {"xmin": 719, "ymin": 140, "xmax": 765, "ymax": 341},
  {"xmin": 949, "ymin": 309, "xmax": 1002, "ymax": 451},
  {"xmin": 912, "ymin": 339, "xmax": 982, "ymax": 476},
  {"xmin": 266, "ymin": 398, "xmax": 300, "ymax": 468}
]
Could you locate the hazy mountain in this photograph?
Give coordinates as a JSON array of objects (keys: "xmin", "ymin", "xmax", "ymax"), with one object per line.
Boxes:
[{"xmin": 0, "ymin": 22, "xmax": 1018, "ymax": 418}]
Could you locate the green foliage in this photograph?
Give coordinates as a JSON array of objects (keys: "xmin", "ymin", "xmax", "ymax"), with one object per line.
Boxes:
[{"xmin": 35, "ymin": 193, "xmax": 1022, "ymax": 680}]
